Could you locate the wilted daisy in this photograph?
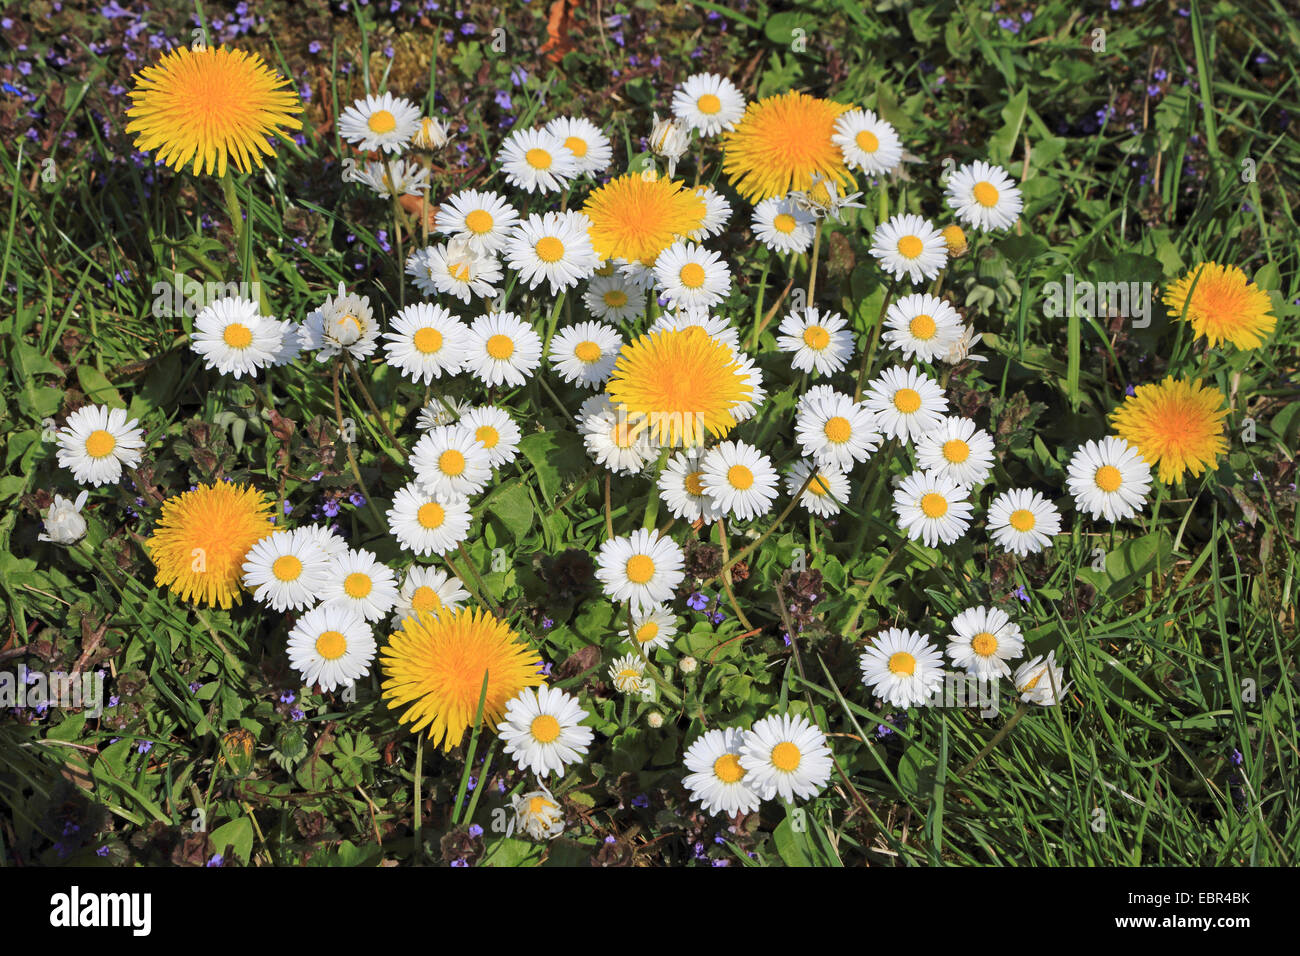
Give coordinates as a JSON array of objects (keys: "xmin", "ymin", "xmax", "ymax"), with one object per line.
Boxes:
[
  {"xmin": 863, "ymin": 365, "xmax": 949, "ymax": 443},
  {"xmin": 406, "ymin": 239, "xmax": 503, "ymax": 304},
  {"xmin": 860, "ymin": 627, "xmax": 945, "ymax": 708},
  {"xmin": 301, "ymin": 282, "xmax": 379, "ymax": 362},
  {"xmin": 621, "ymin": 604, "xmax": 678, "ymax": 655},
  {"xmin": 55, "ymin": 404, "xmax": 146, "ymax": 487},
  {"xmin": 345, "ymin": 158, "xmax": 430, "ymax": 198},
  {"xmin": 463, "ymin": 312, "xmax": 543, "ymax": 388},
  {"xmin": 777, "ymin": 306, "xmax": 854, "ymax": 375},
  {"xmin": 191, "ymin": 296, "xmax": 282, "ymax": 379},
  {"xmin": 1162, "ymin": 261, "xmax": 1275, "ymax": 350},
  {"xmin": 608, "ymin": 653, "xmax": 649, "ymax": 696},
  {"xmin": 497, "ymin": 127, "xmax": 578, "ymax": 194},
  {"xmin": 38, "ymin": 490, "xmax": 89, "ymax": 545},
  {"xmin": 434, "ymin": 189, "xmax": 519, "ymax": 255},
  {"xmin": 832, "ymin": 107, "xmax": 902, "ymax": 176},
  {"xmin": 943, "ymin": 323, "xmax": 987, "ymax": 365},
  {"xmin": 391, "ymin": 565, "xmax": 469, "ymax": 628},
  {"xmin": 752, "ymin": 196, "xmax": 817, "ymax": 254},
  {"xmin": 382, "ymin": 302, "xmax": 468, "ymax": 384},
  {"xmin": 700, "ymin": 440, "xmax": 779, "ymax": 522},
  {"xmin": 687, "ymin": 185, "xmax": 732, "ymax": 241},
  {"xmin": 987, "ymin": 489, "xmax": 1062, "ymax": 557},
  {"xmin": 648, "ymin": 112, "xmax": 690, "ymax": 176},
  {"xmin": 672, "ymin": 72, "xmax": 746, "ymax": 136},
  {"xmin": 722, "ymin": 91, "xmax": 852, "ymax": 201},
  {"xmin": 596, "ymin": 528, "xmax": 686, "ymax": 614},
  {"xmin": 1109, "ymin": 377, "xmax": 1229, "ymax": 484},
  {"xmin": 653, "ymin": 241, "xmax": 731, "ymax": 311},
  {"xmin": 411, "ymin": 424, "xmax": 493, "ymax": 498},
  {"xmin": 543, "ymin": 115, "xmax": 613, "ymax": 176},
  {"xmin": 914, "ymin": 416, "xmax": 995, "ymax": 487},
  {"xmin": 785, "ymin": 460, "xmax": 850, "ymax": 517},
  {"xmin": 892, "ymin": 469, "xmax": 974, "ymax": 547},
  {"xmin": 659, "ymin": 448, "xmax": 727, "ymax": 524},
  {"xmin": 882, "ymin": 293, "xmax": 963, "ymax": 363},
  {"xmin": 513, "ymin": 787, "xmax": 565, "ymax": 841},
  {"xmin": 550, "ymin": 321, "xmax": 623, "ymax": 388},
  {"xmin": 460, "ymin": 405, "xmax": 522, "ymax": 469},
  {"xmin": 683, "ymin": 727, "xmax": 770, "ymax": 817},
  {"xmin": 794, "ymin": 389, "xmax": 881, "ymax": 470},
  {"xmin": 286, "ymin": 603, "xmax": 376, "ymax": 693},
  {"xmin": 412, "ymin": 115, "xmax": 450, "ymax": 149},
  {"xmin": 581, "ymin": 398, "xmax": 656, "ymax": 475},
  {"xmin": 739, "ymin": 713, "xmax": 833, "ymax": 803},
  {"xmin": 1066, "ymin": 436, "xmax": 1152, "ymax": 522},
  {"xmin": 505, "ymin": 211, "xmax": 601, "ymax": 295},
  {"xmin": 1014, "ymin": 650, "xmax": 1071, "ymax": 705},
  {"xmin": 869, "ymin": 213, "xmax": 948, "ymax": 284},
  {"xmin": 947, "ymin": 606, "xmax": 1024, "ymax": 680},
  {"xmin": 584, "ymin": 273, "xmax": 644, "ymax": 324},
  {"xmin": 338, "ymin": 92, "xmax": 421, "ymax": 153},
  {"xmin": 241, "ymin": 528, "xmax": 331, "ymax": 612},
  {"xmin": 498, "ymin": 685, "xmax": 594, "ymax": 777},
  {"xmin": 386, "ymin": 483, "xmax": 472, "ymax": 557},
  {"xmin": 945, "ymin": 160, "xmax": 1023, "ymax": 232},
  {"xmin": 321, "ymin": 548, "xmax": 399, "ymax": 623}
]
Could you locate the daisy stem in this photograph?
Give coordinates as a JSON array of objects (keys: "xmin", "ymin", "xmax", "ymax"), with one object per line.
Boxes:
[
  {"xmin": 806, "ymin": 220, "xmax": 823, "ymax": 304},
  {"xmin": 642, "ymin": 447, "xmax": 671, "ymax": 529},
  {"xmin": 706, "ymin": 471, "xmax": 815, "ymax": 591},
  {"xmin": 540, "ymin": 291, "xmax": 566, "ymax": 367},
  {"xmin": 385, "ymin": 158, "xmax": 407, "ymax": 309},
  {"xmin": 715, "ymin": 519, "xmax": 754, "ymax": 634},
  {"xmin": 457, "ymin": 540, "xmax": 502, "ymax": 618},
  {"xmin": 331, "ymin": 362, "xmax": 384, "ymax": 527},
  {"xmin": 854, "ymin": 278, "xmax": 897, "ymax": 402},
  {"xmin": 957, "ymin": 702, "xmax": 1031, "ymax": 778},
  {"xmin": 413, "ymin": 734, "xmax": 425, "ymax": 860},
  {"xmin": 343, "ymin": 352, "xmax": 405, "ymax": 460},
  {"xmin": 749, "ymin": 259, "xmax": 771, "ymax": 352},
  {"xmin": 604, "ymin": 474, "xmax": 615, "ymax": 540}
]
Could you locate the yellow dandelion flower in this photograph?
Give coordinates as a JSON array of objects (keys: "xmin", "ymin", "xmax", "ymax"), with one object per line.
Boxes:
[
  {"xmin": 380, "ymin": 606, "xmax": 544, "ymax": 752},
  {"xmin": 721, "ymin": 91, "xmax": 853, "ymax": 202},
  {"xmin": 1162, "ymin": 262, "xmax": 1276, "ymax": 350},
  {"xmin": 125, "ymin": 46, "xmax": 304, "ymax": 177},
  {"xmin": 582, "ymin": 173, "xmax": 708, "ymax": 264},
  {"xmin": 605, "ymin": 327, "xmax": 753, "ymax": 447},
  {"xmin": 1109, "ymin": 377, "xmax": 1230, "ymax": 484},
  {"xmin": 146, "ymin": 481, "xmax": 275, "ymax": 608}
]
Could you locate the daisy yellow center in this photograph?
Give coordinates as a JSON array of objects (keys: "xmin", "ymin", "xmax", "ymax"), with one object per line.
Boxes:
[
  {"xmin": 679, "ymin": 262, "xmax": 707, "ymax": 289},
  {"xmin": 486, "ymin": 334, "xmax": 515, "ymax": 360},
  {"xmin": 625, "ymin": 554, "xmax": 656, "ymax": 584},
  {"xmin": 337, "ymin": 313, "xmax": 362, "ymax": 336},
  {"xmin": 803, "ymin": 325, "xmax": 830, "ymax": 350},
  {"xmin": 896, "ymin": 235, "xmax": 923, "ymax": 259},
  {"xmin": 893, "ymin": 388, "xmax": 921, "ymax": 414},
  {"xmin": 943, "ymin": 439, "xmax": 971, "ymax": 463},
  {"xmin": 344, "ymin": 572, "xmax": 372, "ymax": 599},
  {"xmin": 525, "ymin": 147, "xmax": 552, "ymax": 170},
  {"xmin": 697, "ymin": 93, "xmax": 723, "ymax": 115},
  {"xmin": 684, "ymin": 471, "xmax": 706, "ymax": 496},
  {"xmin": 611, "ymin": 423, "xmax": 636, "ymax": 449},
  {"xmin": 727, "ymin": 465, "xmax": 754, "ymax": 490},
  {"xmin": 1009, "ymin": 509, "xmax": 1036, "ymax": 532},
  {"xmin": 417, "ymin": 502, "xmax": 446, "ymax": 529},
  {"xmin": 889, "ymin": 651, "xmax": 916, "ymax": 675},
  {"xmin": 84, "ymin": 429, "xmax": 118, "ymax": 459},
  {"xmin": 770, "ymin": 741, "xmax": 802, "ymax": 772},
  {"xmin": 535, "ymin": 236, "xmax": 566, "ymax": 263},
  {"xmin": 448, "ymin": 261, "xmax": 472, "ymax": 282},
  {"xmin": 563, "ymin": 136, "xmax": 588, "ymax": 157},
  {"xmin": 315, "ymin": 629, "xmax": 348, "ymax": 660},
  {"xmin": 920, "ymin": 493, "xmax": 948, "ymax": 518},
  {"xmin": 271, "ymin": 554, "xmax": 302, "ymax": 582},
  {"xmin": 855, "ymin": 129, "xmax": 879, "ymax": 152},
  {"xmin": 574, "ymin": 341, "xmax": 603, "ymax": 363},
  {"xmin": 1094, "ymin": 465, "xmax": 1123, "ymax": 493},
  {"xmin": 411, "ymin": 585, "xmax": 442, "ymax": 613},
  {"xmin": 475, "ymin": 425, "xmax": 500, "ymax": 448},
  {"xmin": 823, "ymin": 416, "xmax": 852, "ymax": 444},
  {"xmin": 412, "ymin": 327, "xmax": 443, "ymax": 354},
  {"xmin": 773, "ymin": 213, "xmax": 797, "ymax": 234},
  {"xmin": 617, "ymin": 668, "xmax": 641, "ymax": 683},
  {"xmin": 971, "ymin": 632, "xmax": 998, "ymax": 657},
  {"xmin": 528, "ymin": 795, "xmax": 554, "ymax": 815},
  {"xmin": 603, "ymin": 289, "xmax": 629, "ymax": 308},
  {"xmin": 636, "ymin": 621, "xmax": 659, "ymax": 643},
  {"xmin": 367, "ymin": 110, "xmax": 397, "ymax": 134},
  {"xmin": 439, "ymin": 449, "xmax": 467, "ymax": 476},
  {"xmin": 1020, "ymin": 671, "xmax": 1044, "ymax": 692},
  {"xmin": 909, "ymin": 314, "xmax": 936, "ymax": 340},
  {"xmin": 713, "ymin": 752, "xmax": 745, "ymax": 783},
  {"xmin": 972, "ymin": 181, "xmax": 1000, "ymax": 207},
  {"xmin": 223, "ymin": 322, "xmax": 253, "ymax": 349},
  {"xmin": 464, "ymin": 208, "xmax": 494, "ymax": 234},
  {"xmin": 808, "ymin": 474, "xmax": 830, "ymax": 496},
  {"xmin": 530, "ymin": 714, "xmax": 562, "ymax": 743}
]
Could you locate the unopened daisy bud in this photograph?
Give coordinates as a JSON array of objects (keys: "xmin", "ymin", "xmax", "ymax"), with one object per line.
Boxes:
[
  {"xmin": 649, "ymin": 112, "xmax": 689, "ymax": 177},
  {"xmin": 39, "ymin": 491, "xmax": 89, "ymax": 545},
  {"xmin": 1014, "ymin": 650, "xmax": 1071, "ymax": 705},
  {"xmin": 413, "ymin": 116, "xmax": 450, "ymax": 150},
  {"xmin": 941, "ymin": 224, "xmax": 968, "ymax": 257},
  {"xmin": 647, "ymin": 711, "xmax": 664, "ymax": 729},
  {"xmin": 679, "ymin": 656, "xmax": 698, "ymax": 675}
]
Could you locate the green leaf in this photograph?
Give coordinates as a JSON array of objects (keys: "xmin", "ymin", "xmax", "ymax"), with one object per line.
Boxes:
[
  {"xmin": 519, "ymin": 429, "xmax": 587, "ymax": 502},
  {"xmin": 989, "ymin": 88, "xmax": 1028, "ymax": 166},
  {"xmin": 75, "ymin": 365, "xmax": 125, "ymax": 408}
]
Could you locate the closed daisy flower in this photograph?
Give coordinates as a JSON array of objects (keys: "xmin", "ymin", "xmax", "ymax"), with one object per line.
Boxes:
[
  {"xmin": 434, "ymin": 189, "xmax": 519, "ymax": 255},
  {"xmin": 1066, "ymin": 436, "xmax": 1152, "ymax": 522},
  {"xmin": 882, "ymin": 293, "xmax": 963, "ymax": 363},
  {"xmin": 386, "ymin": 483, "xmax": 472, "ymax": 557},
  {"xmin": 945, "ymin": 160, "xmax": 1023, "ymax": 232},
  {"xmin": 752, "ymin": 196, "xmax": 817, "ymax": 254},
  {"xmin": 620, "ymin": 604, "xmax": 678, "ymax": 655},
  {"xmin": 580, "ymin": 396, "xmax": 657, "ymax": 475},
  {"xmin": 505, "ymin": 210, "xmax": 601, "ymax": 295},
  {"xmin": 832, "ymin": 108, "xmax": 902, "ymax": 176},
  {"xmin": 382, "ymin": 302, "xmax": 468, "ymax": 384},
  {"xmin": 863, "ymin": 365, "xmax": 949, "ymax": 443},
  {"xmin": 191, "ymin": 296, "xmax": 283, "ymax": 379},
  {"xmin": 987, "ymin": 488, "xmax": 1062, "ymax": 557},
  {"xmin": 653, "ymin": 240, "xmax": 731, "ymax": 311},
  {"xmin": 1162, "ymin": 261, "xmax": 1276, "ymax": 350},
  {"xmin": 338, "ymin": 91, "xmax": 421, "ymax": 153},
  {"xmin": 1014, "ymin": 650, "xmax": 1071, "ymax": 705},
  {"xmin": 795, "ymin": 389, "xmax": 882, "ymax": 470},
  {"xmin": 412, "ymin": 115, "xmax": 450, "ymax": 149},
  {"xmin": 892, "ymin": 469, "xmax": 974, "ymax": 547},
  {"xmin": 869, "ymin": 213, "xmax": 948, "ymax": 284},
  {"xmin": 544, "ymin": 115, "xmax": 613, "ymax": 176},
  {"xmin": 344, "ymin": 158, "xmax": 430, "ymax": 198},
  {"xmin": 498, "ymin": 685, "xmax": 594, "ymax": 778},
  {"xmin": 946, "ymin": 606, "xmax": 1025, "ymax": 679},
  {"xmin": 722, "ymin": 91, "xmax": 853, "ymax": 202},
  {"xmin": 549, "ymin": 321, "xmax": 624, "ymax": 388},
  {"xmin": 700, "ymin": 440, "xmax": 780, "ymax": 522},
  {"xmin": 286, "ymin": 603, "xmax": 376, "ymax": 692},
  {"xmin": 683, "ymin": 727, "xmax": 771, "ymax": 817},
  {"xmin": 596, "ymin": 528, "xmax": 686, "ymax": 614},
  {"xmin": 672, "ymin": 72, "xmax": 746, "ymax": 136},
  {"xmin": 785, "ymin": 460, "xmax": 850, "ymax": 517},
  {"xmin": 584, "ymin": 273, "xmax": 644, "ymax": 324},
  {"xmin": 460, "ymin": 405, "xmax": 521, "ymax": 469},
  {"xmin": 659, "ymin": 448, "xmax": 726, "ymax": 524},
  {"xmin": 687, "ymin": 185, "xmax": 732, "ymax": 241},
  {"xmin": 405, "ymin": 239, "xmax": 502, "ymax": 303},
  {"xmin": 321, "ymin": 548, "xmax": 399, "ymax": 623},
  {"xmin": 1109, "ymin": 377, "xmax": 1229, "ymax": 484},
  {"xmin": 608, "ymin": 653, "xmax": 649, "ymax": 695},
  {"xmin": 914, "ymin": 416, "xmax": 995, "ymax": 487},
  {"xmin": 301, "ymin": 282, "xmax": 379, "ymax": 362},
  {"xmin": 777, "ymin": 306, "xmax": 855, "ymax": 376},
  {"xmin": 411, "ymin": 424, "xmax": 493, "ymax": 499},
  {"xmin": 391, "ymin": 565, "xmax": 469, "ymax": 629},
  {"xmin": 859, "ymin": 627, "xmax": 946, "ymax": 708},
  {"xmin": 648, "ymin": 112, "xmax": 690, "ymax": 176},
  {"xmin": 463, "ymin": 311, "xmax": 544, "ymax": 388},
  {"xmin": 55, "ymin": 404, "xmax": 146, "ymax": 487},
  {"xmin": 241, "ymin": 528, "xmax": 331, "ymax": 612},
  {"xmin": 497, "ymin": 127, "xmax": 578, "ymax": 194},
  {"xmin": 739, "ymin": 713, "xmax": 834, "ymax": 803}
]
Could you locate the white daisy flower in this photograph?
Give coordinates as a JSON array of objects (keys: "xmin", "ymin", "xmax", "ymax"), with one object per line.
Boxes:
[
  {"xmin": 794, "ymin": 389, "xmax": 881, "ymax": 470},
  {"xmin": 55, "ymin": 404, "xmax": 145, "ymax": 487},
  {"xmin": 297, "ymin": 523, "xmax": 349, "ymax": 560},
  {"xmin": 513, "ymin": 786, "xmax": 565, "ymax": 840},
  {"xmin": 344, "ymin": 157, "xmax": 430, "ymax": 198},
  {"xmin": 580, "ymin": 399, "xmax": 656, "ymax": 476},
  {"xmin": 584, "ymin": 273, "xmax": 644, "ymax": 324},
  {"xmin": 300, "ymin": 282, "xmax": 380, "ymax": 362},
  {"xmin": 286, "ymin": 603, "xmax": 376, "ymax": 692},
  {"xmin": 882, "ymin": 293, "xmax": 963, "ymax": 363},
  {"xmin": 776, "ymin": 306, "xmax": 855, "ymax": 376},
  {"xmin": 608, "ymin": 653, "xmax": 649, "ymax": 695},
  {"xmin": 460, "ymin": 405, "xmax": 521, "ymax": 469},
  {"xmin": 987, "ymin": 488, "xmax": 1062, "ymax": 557},
  {"xmin": 946, "ymin": 605, "xmax": 1025, "ymax": 679},
  {"xmin": 859, "ymin": 627, "xmax": 946, "ymax": 708},
  {"xmin": 412, "ymin": 115, "xmax": 451, "ymax": 150},
  {"xmin": 785, "ymin": 460, "xmax": 850, "ymax": 517},
  {"xmin": 1066, "ymin": 436, "xmax": 1152, "ymax": 523},
  {"xmin": 729, "ymin": 350, "xmax": 767, "ymax": 423},
  {"xmin": 549, "ymin": 321, "xmax": 623, "ymax": 388},
  {"xmin": 543, "ymin": 116, "xmax": 613, "ymax": 176},
  {"xmin": 433, "ymin": 189, "xmax": 519, "ymax": 255},
  {"xmin": 652, "ymin": 241, "xmax": 730, "ymax": 311},
  {"xmin": 616, "ymin": 256, "xmax": 659, "ymax": 292},
  {"xmin": 1014, "ymin": 650, "xmax": 1071, "ymax": 705},
  {"xmin": 498, "ymin": 685, "xmax": 595, "ymax": 778},
  {"xmin": 700, "ymin": 440, "xmax": 779, "ymax": 522},
  {"xmin": 382, "ymin": 302, "xmax": 468, "ymax": 384},
  {"xmin": 416, "ymin": 397, "xmax": 472, "ymax": 431},
  {"xmin": 648, "ymin": 112, "xmax": 690, "ymax": 177},
  {"xmin": 739, "ymin": 713, "xmax": 833, "ymax": 803},
  {"xmin": 504, "ymin": 211, "xmax": 601, "ymax": 295},
  {"xmin": 320, "ymin": 548, "xmax": 399, "ymax": 624},
  {"xmin": 869, "ymin": 213, "xmax": 948, "ymax": 285},
  {"xmin": 337, "ymin": 92, "xmax": 421, "ymax": 153},
  {"xmin": 595, "ymin": 528, "xmax": 686, "ymax": 614},
  {"xmin": 863, "ymin": 365, "xmax": 949, "ymax": 443},
  {"xmin": 683, "ymin": 727, "xmax": 771, "ymax": 817},
  {"xmin": 38, "ymin": 490, "xmax": 89, "ymax": 545},
  {"xmin": 620, "ymin": 604, "xmax": 678, "ymax": 655},
  {"xmin": 914, "ymin": 415, "xmax": 995, "ymax": 487},
  {"xmin": 788, "ymin": 175, "xmax": 866, "ymax": 222},
  {"xmin": 658, "ymin": 448, "xmax": 727, "ymax": 524},
  {"xmin": 386, "ymin": 482, "xmax": 472, "ymax": 557},
  {"xmin": 241, "ymin": 528, "xmax": 331, "ymax": 612},
  {"xmin": 945, "ymin": 160, "xmax": 1024, "ymax": 232},
  {"xmin": 892, "ymin": 469, "xmax": 974, "ymax": 547},
  {"xmin": 671, "ymin": 72, "xmax": 746, "ymax": 136},
  {"xmin": 191, "ymin": 296, "xmax": 282, "ymax": 379},
  {"xmin": 405, "ymin": 239, "xmax": 502, "ymax": 304},
  {"xmin": 832, "ymin": 108, "xmax": 903, "ymax": 176},
  {"xmin": 463, "ymin": 312, "xmax": 543, "ymax": 388},
  {"xmin": 686, "ymin": 185, "xmax": 732, "ymax": 241},
  {"xmin": 649, "ymin": 309, "xmax": 740, "ymax": 354},
  {"xmin": 390, "ymin": 565, "xmax": 469, "ymax": 629},
  {"xmin": 497, "ymin": 127, "xmax": 579, "ymax": 194},
  {"xmin": 410, "ymin": 424, "xmax": 492, "ymax": 498},
  {"xmin": 751, "ymin": 196, "xmax": 817, "ymax": 254}
]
